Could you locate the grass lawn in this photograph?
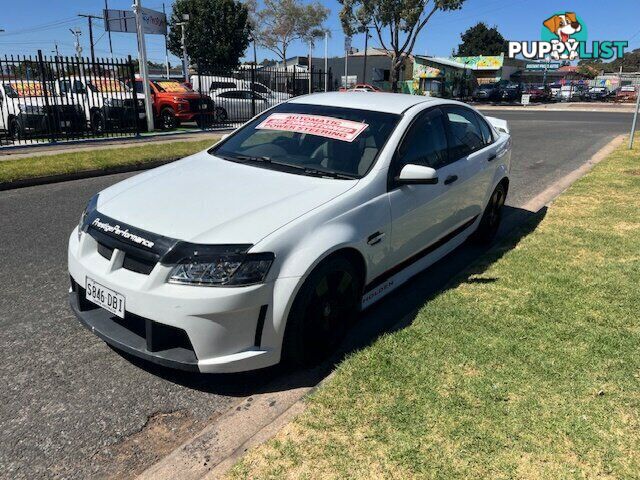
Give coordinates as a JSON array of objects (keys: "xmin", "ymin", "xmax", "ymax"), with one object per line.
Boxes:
[
  {"xmin": 0, "ymin": 138, "xmax": 218, "ymax": 184},
  {"xmin": 230, "ymin": 140, "xmax": 640, "ymax": 479}
]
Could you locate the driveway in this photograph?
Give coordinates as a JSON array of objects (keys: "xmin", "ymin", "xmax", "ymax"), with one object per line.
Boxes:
[{"xmin": 0, "ymin": 110, "xmax": 632, "ymax": 479}]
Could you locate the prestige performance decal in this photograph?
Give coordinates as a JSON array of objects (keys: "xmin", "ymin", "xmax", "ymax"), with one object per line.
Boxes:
[{"xmin": 91, "ymin": 218, "xmax": 155, "ymax": 248}]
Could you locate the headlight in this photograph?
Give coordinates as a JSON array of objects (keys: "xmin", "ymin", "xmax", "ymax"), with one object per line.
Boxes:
[
  {"xmin": 104, "ymin": 98, "xmax": 125, "ymax": 108},
  {"xmin": 168, "ymin": 251, "xmax": 274, "ymax": 287},
  {"xmin": 21, "ymin": 104, "xmax": 44, "ymax": 115},
  {"xmin": 78, "ymin": 194, "xmax": 99, "ymax": 240}
]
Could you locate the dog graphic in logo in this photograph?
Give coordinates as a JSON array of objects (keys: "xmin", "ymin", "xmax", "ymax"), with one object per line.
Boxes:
[{"xmin": 543, "ymin": 12, "xmax": 582, "ymax": 60}]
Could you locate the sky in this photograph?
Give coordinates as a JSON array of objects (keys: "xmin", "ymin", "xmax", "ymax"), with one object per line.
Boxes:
[{"xmin": 0, "ymin": 0, "xmax": 638, "ymax": 65}]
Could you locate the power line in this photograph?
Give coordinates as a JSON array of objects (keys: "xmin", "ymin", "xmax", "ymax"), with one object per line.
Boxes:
[{"xmin": 0, "ymin": 17, "xmax": 78, "ymax": 37}]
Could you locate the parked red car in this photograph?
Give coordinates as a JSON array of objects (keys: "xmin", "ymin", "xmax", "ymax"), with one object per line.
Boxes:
[
  {"xmin": 132, "ymin": 79, "xmax": 216, "ymax": 129},
  {"xmin": 523, "ymin": 84, "xmax": 552, "ymax": 103}
]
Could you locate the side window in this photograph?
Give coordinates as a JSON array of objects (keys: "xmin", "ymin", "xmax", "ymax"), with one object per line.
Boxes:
[
  {"xmin": 396, "ymin": 108, "xmax": 449, "ymax": 172},
  {"xmin": 444, "ymin": 106, "xmax": 485, "ymax": 160},
  {"xmin": 73, "ymin": 80, "xmax": 86, "ymax": 94},
  {"xmin": 58, "ymin": 80, "xmax": 70, "ymax": 93},
  {"xmin": 253, "ymin": 84, "xmax": 268, "ymax": 93},
  {"xmin": 474, "ymin": 112, "xmax": 494, "ymax": 145}
]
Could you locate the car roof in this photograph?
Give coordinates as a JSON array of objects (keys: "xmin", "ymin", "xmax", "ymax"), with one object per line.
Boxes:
[{"xmin": 288, "ymin": 92, "xmax": 440, "ymax": 114}]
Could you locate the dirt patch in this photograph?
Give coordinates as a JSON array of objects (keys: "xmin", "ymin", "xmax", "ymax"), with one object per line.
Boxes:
[
  {"xmin": 624, "ymin": 169, "xmax": 640, "ymax": 176},
  {"xmin": 88, "ymin": 410, "xmax": 219, "ymax": 479}
]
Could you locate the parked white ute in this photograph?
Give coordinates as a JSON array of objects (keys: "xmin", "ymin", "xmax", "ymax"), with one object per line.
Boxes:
[{"xmin": 68, "ymin": 92, "xmax": 511, "ymax": 373}]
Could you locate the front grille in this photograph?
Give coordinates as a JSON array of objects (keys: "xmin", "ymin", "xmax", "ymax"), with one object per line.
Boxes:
[
  {"xmin": 96, "ymin": 239, "xmax": 155, "ymax": 274},
  {"xmin": 188, "ymin": 98, "xmax": 210, "ymax": 112},
  {"xmin": 122, "ymin": 255, "xmax": 155, "ymax": 274},
  {"xmin": 97, "ymin": 241, "xmax": 114, "ymax": 260}
]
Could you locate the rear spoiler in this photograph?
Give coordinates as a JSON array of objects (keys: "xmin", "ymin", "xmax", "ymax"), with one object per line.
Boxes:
[{"xmin": 485, "ymin": 116, "xmax": 509, "ymax": 135}]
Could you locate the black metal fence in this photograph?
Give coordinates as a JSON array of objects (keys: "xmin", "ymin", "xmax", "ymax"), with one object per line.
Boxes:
[
  {"xmin": 0, "ymin": 51, "xmax": 333, "ymax": 148},
  {"xmin": 0, "ymin": 52, "xmax": 142, "ymax": 147},
  {"xmin": 189, "ymin": 64, "xmax": 333, "ymax": 127}
]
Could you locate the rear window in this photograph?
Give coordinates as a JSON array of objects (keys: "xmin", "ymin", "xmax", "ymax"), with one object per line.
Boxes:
[
  {"xmin": 210, "ymin": 103, "xmax": 400, "ymax": 178},
  {"xmin": 210, "ymin": 81, "xmax": 237, "ymax": 90}
]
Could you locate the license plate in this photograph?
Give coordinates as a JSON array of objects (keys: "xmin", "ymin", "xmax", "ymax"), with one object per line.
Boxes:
[
  {"xmin": 60, "ymin": 121, "xmax": 71, "ymax": 128},
  {"xmin": 85, "ymin": 277, "xmax": 125, "ymax": 319}
]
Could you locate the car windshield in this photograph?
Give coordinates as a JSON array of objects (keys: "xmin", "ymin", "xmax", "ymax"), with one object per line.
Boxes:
[
  {"xmin": 4, "ymin": 81, "xmax": 47, "ymax": 98},
  {"xmin": 209, "ymin": 103, "xmax": 401, "ymax": 179},
  {"xmin": 88, "ymin": 78, "xmax": 129, "ymax": 93},
  {"xmin": 479, "ymin": 84, "xmax": 494, "ymax": 90},
  {"xmin": 152, "ymin": 80, "xmax": 193, "ymax": 93}
]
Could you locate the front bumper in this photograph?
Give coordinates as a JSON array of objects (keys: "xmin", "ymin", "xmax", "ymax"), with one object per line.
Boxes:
[{"xmin": 68, "ymin": 228, "xmax": 297, "ymax": 373}]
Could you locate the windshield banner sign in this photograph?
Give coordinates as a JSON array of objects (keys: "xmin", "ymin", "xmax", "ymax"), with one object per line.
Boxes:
[{"xmin": 256, "ymin": 113, "xmax": 368, "ymax": 143}]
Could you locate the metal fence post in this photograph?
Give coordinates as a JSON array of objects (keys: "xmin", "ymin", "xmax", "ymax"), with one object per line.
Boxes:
[
  {"xmin": 37, "ymin": 50, "xmax": 56, "ymax": 143},
  {"xmin": 128, "ymin": 55, "xmax": 141, "ymax": 137},
  {"xmin": 251, "ymin": 61, "xmax": 256, "ymax": 118}
]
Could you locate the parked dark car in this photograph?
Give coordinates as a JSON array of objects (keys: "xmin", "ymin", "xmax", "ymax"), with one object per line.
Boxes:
[
  {"xmin": 500, "ymin": 83, "xmax": 523, "ymax": 102},
  {"xmin": 585, "ymin": 87, "xmax": 612, "ymax": 102},
  {"xmin": 523, "ymin": 85, "xmax": 551, "ymax": 103},
  {"xmin": 472, "ymin": 83, "xmax": 501, "ymax": 102}
]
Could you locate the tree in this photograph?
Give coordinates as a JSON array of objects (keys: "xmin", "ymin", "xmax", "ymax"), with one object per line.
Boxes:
[
  {"xmin": 340, "ymin": 0, "xmax": 466, "ymax": 91},
  {"xmin": 168, "ymin": 0, "xmax": 251, "ymax": 72},
  {"xmin": 456, "ymin": 22, "xmax": 507, "ymax": 56},
  {"xmin": 577, "ymin": 48, "xmax": 640, "ymax": 74},
  {"xmin": 255, "ymin": 0, "xmax": 329, "ymax": 68},
  {"xmin": 576, "ymin": 60, "xmax": 601, "ymax": 79}
]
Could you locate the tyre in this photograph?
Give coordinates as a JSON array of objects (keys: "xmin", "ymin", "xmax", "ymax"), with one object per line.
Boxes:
[
  {"xmin": 282, "ymin": 256, "xmax": 362, "ymax": 367},
  {"xmin": 215, "ymin": 107, "xmax": 228, "ymax": 123},
  {"xmin": 91, "ymin": 111, "xmax": 106, "ymax": 135},
  {"xmin": 8, "ymin": 117, "xmax": 23, "ymax": 140},
  {"xmin": 473, "ymin": 182, "xmax": 507, "ymax": 245},
  {"xmin": 159, "ymin": 107, "xmax": 178, "ymax": 130}
]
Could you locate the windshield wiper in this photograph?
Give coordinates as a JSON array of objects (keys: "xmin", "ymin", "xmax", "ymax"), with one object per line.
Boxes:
[
  {"xmin": 233, "ymin": 154, "xmax": 272, "ymax": 163},
  {"xmin": 219, "ymin": 153, "xmax": 357, "ymax": 179}
]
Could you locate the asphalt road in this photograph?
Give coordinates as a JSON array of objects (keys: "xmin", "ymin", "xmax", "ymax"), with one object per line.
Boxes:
[{"xmin": 0, "ymin": 110, "xmax": 632, "ymax": 479}]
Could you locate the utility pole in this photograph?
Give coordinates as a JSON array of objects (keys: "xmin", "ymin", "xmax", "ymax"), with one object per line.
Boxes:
[
  {"xmin": 163, "ymin": 3, "xmax": 170, "ymax": 78},
  {"xmin": 70, "ymin": 28, "xmax": 83, "ymax": 58},
  {"xmin": 104, "ymin": 0, "xmax": 114, "ymax": 60},
  {"xmin": 133, "ymin": 0, "xmax": 155, "ymax": 132},
  {"xmin": 362, "ymin": 26, "xmax": 370, "ymax": 84},
  {"xmin": 176, "ymin": 15, "xmax": 190, "ymax": 83},
  {"xmin": 78, "ymin": 14, "xmax": 102, "ymax": 63},
  {"xmin": 343, "ymin": 35, "xmax": 351, "ymax": 89}
]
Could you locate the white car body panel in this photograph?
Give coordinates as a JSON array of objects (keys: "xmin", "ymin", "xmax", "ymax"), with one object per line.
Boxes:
[
  {"xmin": 68, "ymin": 92, "xmax": 511, "ymax": 373},
  {"xmin": 96, "ymin": 153, "xmax": 357, "ymax": 244}
]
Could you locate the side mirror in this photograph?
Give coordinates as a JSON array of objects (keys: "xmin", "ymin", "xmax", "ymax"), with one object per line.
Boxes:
[{"xmin": 396, "ymin": 164, "xmax": 438, "ymax": 185}]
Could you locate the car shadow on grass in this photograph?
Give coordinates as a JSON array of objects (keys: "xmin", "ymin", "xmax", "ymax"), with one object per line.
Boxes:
[{"xmin": 117, "ymin": 204, "xmax": 547, "ymax": 396}]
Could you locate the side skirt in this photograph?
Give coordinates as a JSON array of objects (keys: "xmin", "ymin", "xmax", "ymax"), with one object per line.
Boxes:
[{"xmin": 360, "ymin": 215, "xmax": 478, "ymax": 309}]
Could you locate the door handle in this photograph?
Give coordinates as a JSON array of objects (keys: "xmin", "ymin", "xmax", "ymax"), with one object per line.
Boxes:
[
  {"xmin": 444, "ymin": 175, "xmax": 458, "ymax": 185},
  {"xmin": 367, "ymin": 231, "xmax": 385, "ymax": 246},
  {"xmin": 488, "ymin": 153, "xmax": 497, "ymax": 162}
]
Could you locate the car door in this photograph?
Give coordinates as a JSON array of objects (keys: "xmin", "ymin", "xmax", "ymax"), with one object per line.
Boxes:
[
  {"xmin": 387, "ymin": 107, "xmax": 464, "ymax": 268},
  {"xmin": 441, "ymin": 106, "xmax": 499, "ymax": 224}
]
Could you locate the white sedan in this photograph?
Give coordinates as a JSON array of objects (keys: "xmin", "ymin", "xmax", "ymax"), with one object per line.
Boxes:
[
  {"xmin": 68, "ymin": 93, "xmax": 511, "ymax": 373},
  {"xmin": 210, "ymin": 88, "xmax": 279, "ymax": 122}
]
